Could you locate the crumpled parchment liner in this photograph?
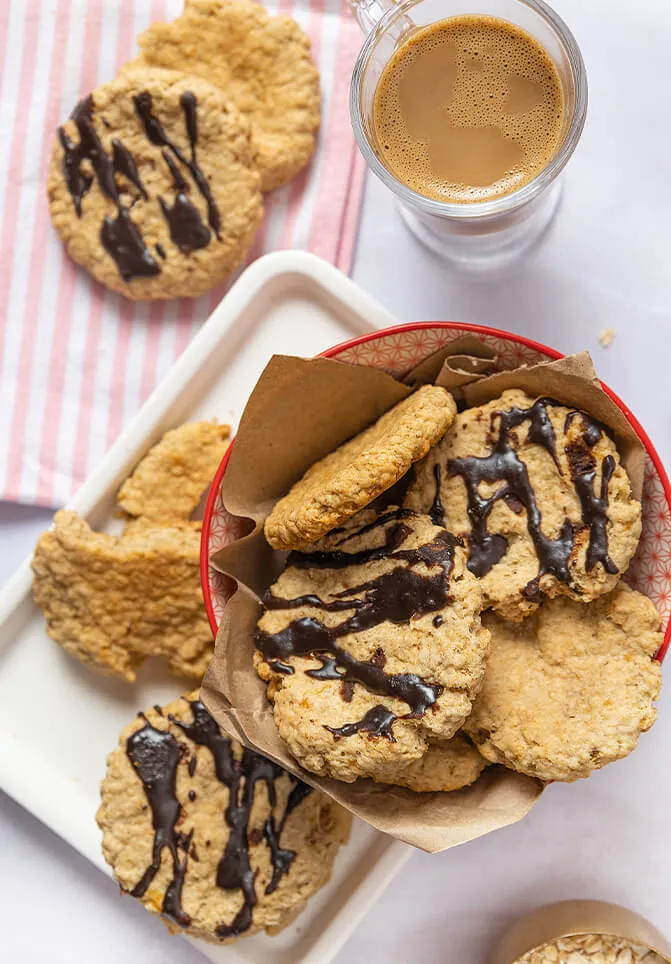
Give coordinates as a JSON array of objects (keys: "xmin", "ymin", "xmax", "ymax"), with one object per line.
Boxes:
[{"xmin": 201, "ymin": 347, "xmax": 644, "ymax": 852}]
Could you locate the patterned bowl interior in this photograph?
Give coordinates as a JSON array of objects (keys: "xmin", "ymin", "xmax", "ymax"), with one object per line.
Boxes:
[{"xmin": 202, "ymin": 323, "xmax": 671, "ymax": 656}]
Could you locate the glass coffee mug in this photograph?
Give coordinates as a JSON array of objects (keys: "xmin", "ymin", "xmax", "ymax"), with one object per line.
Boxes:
[{"xmin": 349, "ymin": 0, "xmax": 587, "ymax": 272}]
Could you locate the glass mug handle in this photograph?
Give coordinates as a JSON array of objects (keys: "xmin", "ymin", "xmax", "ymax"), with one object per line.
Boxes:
[{"xmin": 349, "ymin": 0, "xmax": 402, "ymax": 34}]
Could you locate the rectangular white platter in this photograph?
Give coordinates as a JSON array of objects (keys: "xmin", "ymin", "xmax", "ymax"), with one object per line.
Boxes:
[{"xmin": 0, "ymin": 251, "xmax": 410, "ymax": 964}]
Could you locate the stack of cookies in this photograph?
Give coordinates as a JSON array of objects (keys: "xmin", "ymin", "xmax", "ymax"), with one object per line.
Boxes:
[
  {"xmin": 48, "ymin": 0, "xmax": 320, "ymax": 299},
  {"xmin": 31, "ymin": 421, "xmax": 352, "ymax": 945},
  {"xmin": 255, "ymin": 383, "xmax": 662, "ymax": 789}
]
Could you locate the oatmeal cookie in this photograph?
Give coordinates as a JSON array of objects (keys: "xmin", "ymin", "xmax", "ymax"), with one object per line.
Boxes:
[
  {"xmin": 118, "ymin": 421, "xmax": 230, "ymax": 524},
  {"xmin": 375, "ymin": 733, "xmax": 489, "ymax": 792},
  {"xmin": 464, "ymin": 584, "xmax": 663, "ymax": 782},
  {"xmin": 136, "ymin": 0, "xmax": 320, "ymax": 191},
  {"xmin": 405, "ymin": 390, "xmax": 642, "ymax": 621},
  {"xmin": 48, "ymin": 68, "xmax": 263, "ymax": 299},
  {"xmin": 32, "ymin": 510, "xmax": 212, "ymax": 681},
  {"xmin": 97, "ymin": 694, "xmax": 351, "ymax": 943},
  {"xmin": 265, "ymin": 386, "xmax": 457, "ymax": 551},
  {"xmin": 255, "ymin": 507, "xmax": 489, "ymax": 784}
]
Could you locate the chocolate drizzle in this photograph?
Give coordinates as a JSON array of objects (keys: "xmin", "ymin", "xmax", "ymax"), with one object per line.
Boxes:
[
  {"xmin": 429, "ymin": 463, "xmax": 445, "ymax": 527},
  {"xmin": 59, "ymin": 97, "xmax": 160, "ymax": 281},
  {"xmin": 157, "ymin": 149, "xmax": 211, "ymax": 253},
  {"xmin": 126, "ymin": 700, "xmax": 311, "ymax": 938},
  {"xmin": 60, "ymin": 96, "xmax": 112, "ymax": 211},
  {"xmin": 126, "ymin": 717, "xmax": 191, "ymax": 926},
  {"xmin": 100, "ymin": 209, "xmax": 161, "ymax": 281},
  {"xmin": 445, "ymin": 398, "xmax": 619, "ymax": 600},
  {"xmin": 134, "ymin": 90, "xmax": 221, "ymax": 242},
  {"xmin": 289, "ymin": 509, "xmax": 414, "ymax": 570},
  {"xmin": 326, "ymin": 705, "xmax": 397, "ymax": 741},
  {"xmin": 566, "ymin": 432, "xmax": 618, "ymax": 574},
  {"xmin": 111, "ymin": 138, "xmax": 147, "ymax": 199},
  {"xmin": 256, "ymin": 510, "xmax": 457, "ymax": 740},
  {"xmin": 58, "ymin": 87, "xmax": 221, "ymax": 279},
  {"xmin": 182, "ymin": 90, "xmax": 199, "ymax": 148},
  {"xmin": 159, "ymin": 193, "xmax": 211, "ymax": 252}
]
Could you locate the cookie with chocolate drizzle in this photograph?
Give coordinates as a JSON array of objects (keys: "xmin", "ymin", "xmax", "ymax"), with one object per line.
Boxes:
[
  {"xmin": 255, "ymin": 506, "xmax": 489, "ymax": 784},
  {"xmin": 48, "ymin": 68, "xmax": 263, "ymax": 299},
  {"xmin": 97, "ymin": 693, "xmax": 351, "ymax": 943},
  {"xmin": 405, "ymin": 389, "xmax": 642, "ymax": 622}
]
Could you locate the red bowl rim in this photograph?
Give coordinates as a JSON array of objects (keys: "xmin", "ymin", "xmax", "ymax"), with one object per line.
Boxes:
[{"xmin": 200, "ymin": 321, "xmax": 671, "ymax": 660}]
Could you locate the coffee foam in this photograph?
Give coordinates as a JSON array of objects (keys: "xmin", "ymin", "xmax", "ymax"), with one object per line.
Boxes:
[{"xmin": 373, "ymin": 15, "xmax": 565, "ymax": 203}]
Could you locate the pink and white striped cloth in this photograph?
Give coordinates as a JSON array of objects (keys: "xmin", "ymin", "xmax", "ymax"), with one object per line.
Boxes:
[{"xmin": 0, "ymin": 0, "xmax": 366, "ymax": 507}]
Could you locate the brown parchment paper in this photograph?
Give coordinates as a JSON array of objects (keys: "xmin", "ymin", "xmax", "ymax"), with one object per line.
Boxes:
[
  {"xmin": 201, "ymin": 347, "xmax": 645, "ymax": 853},
  {"xmin": 403, "ymin": 334, "xmax": 497, "ymax": 390}
]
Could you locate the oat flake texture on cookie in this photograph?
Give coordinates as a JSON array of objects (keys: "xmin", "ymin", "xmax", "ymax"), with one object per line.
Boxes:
[
  {"xmin": 48, "ymin": 68, "xmax": 263, "ymax": 299},
  {"xmin": 265, "ymin": 385, "xmax": 457, "ymax": 551},
  {"xmin": 464, "ymin": 584, "xmax": 663, "ymax": 782},
  {"xmin": 255, "ymin": 506, "xmax": 490, "ymax": 784},
  {"xmin": 32, "ymin": 510, "xmax": 212, "ymax": 681},
  {"xmin": 374, "ymin": 733, "xmax": 489, "ymax": 793},
  {"xmin": 117, "ymin": 421, "xmax": 230, "ymax": 523},
  {"xmin": 405, "ymin": 390, "xmax": 642, "ymax": 621},
  {"xmin": 136, "ymin": 0, "xmax": 321, "ymax": 192},
  {"xmin": 516, "ymin": 934, "xmax": 667, "ymax": 963},
  {"xmin": 97, "ymin": 694, "xmax": 351, "ymax": 943}
]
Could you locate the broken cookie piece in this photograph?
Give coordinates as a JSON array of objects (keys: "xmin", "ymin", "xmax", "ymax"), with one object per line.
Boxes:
[
  {"xmin": 117, "ymin": 420, "xmax": 230, "ymax": 524},
  {"xmin": 32, "ymin": 510, "xmax": 213, "ymax": 682}
]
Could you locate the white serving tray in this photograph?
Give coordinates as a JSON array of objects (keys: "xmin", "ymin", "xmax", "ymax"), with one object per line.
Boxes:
[{"xmin": 0, "ymin": 251, "xmax": 410, "ymax": 964}]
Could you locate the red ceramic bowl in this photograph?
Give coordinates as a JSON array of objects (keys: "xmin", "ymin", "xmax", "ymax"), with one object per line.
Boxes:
[{"xmin": 201, "ymin": 322, "xmax": 671, "ymax": 660}]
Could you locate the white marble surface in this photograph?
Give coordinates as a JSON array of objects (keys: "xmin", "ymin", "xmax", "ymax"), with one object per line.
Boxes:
[{"xmin": 3, "ymin": 0, "xmax": 671, "ymax": 959}]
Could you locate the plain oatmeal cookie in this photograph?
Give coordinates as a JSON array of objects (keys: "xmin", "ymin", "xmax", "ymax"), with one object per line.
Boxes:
[
  {"xmin": 32, "ymin": 510, "xmax": 212, "ymax": 681},
  {"xmin": 374, "ymin": 733, "xmax": 489, "ymax": 793},
  {"xmin": 405, "ymin": 389, "xmax": 642, "ymax": 621},
  {"xmin": 136, "ymin": 0, "xmax": 321, "ymax": 191},
  {"xmin": 97, "ymin": 693, "xmax": 351, "ymax": 943},
  {"xmin": 265, "ymin": 385, "xmax": 457, "ymax": 551},
  {"xmin": 463, "ymin": 584, "xmax": 662, "ymax": 782},
  {"xmin": 255, "ymin": 506, "xmax": 489, "ymax": 784},
  {"xmin": 48, "ymin": 68, "xmax": 263, "ymax": 299}
]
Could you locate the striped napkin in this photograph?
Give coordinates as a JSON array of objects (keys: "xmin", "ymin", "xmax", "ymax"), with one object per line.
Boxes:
[{"xmin": 0, "ymin": 0, "xmax": 366, "ymax": 507}]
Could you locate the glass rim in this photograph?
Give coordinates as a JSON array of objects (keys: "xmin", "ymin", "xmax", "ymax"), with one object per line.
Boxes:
[{"xmin": 350, "ymin": 0, "xmax": 588, "ymax": 220}]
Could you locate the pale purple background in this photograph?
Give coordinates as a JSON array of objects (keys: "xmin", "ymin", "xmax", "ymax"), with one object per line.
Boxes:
[{"xmin": 3, "ymin": 0, "xmax": 671, "ymax": 958}]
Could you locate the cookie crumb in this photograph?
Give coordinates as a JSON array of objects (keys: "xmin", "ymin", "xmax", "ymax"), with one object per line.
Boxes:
[{"xmin": 599, "ymin": 327, "xmax": 616, "ymax": 348}]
